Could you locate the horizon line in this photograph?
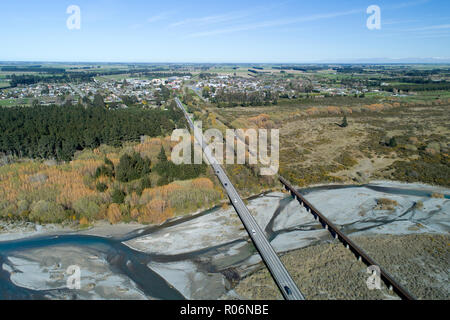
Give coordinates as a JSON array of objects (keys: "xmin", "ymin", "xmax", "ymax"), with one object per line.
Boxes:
[{"xmin": 1, "ymin": 59, "xmax": 450, "ymax": 65}]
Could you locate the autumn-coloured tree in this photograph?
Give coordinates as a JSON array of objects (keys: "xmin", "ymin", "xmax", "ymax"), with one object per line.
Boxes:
[
  {"xmin": 107, "ymin": 204, "xmax": 122, "ymax": 224},
  {"xmin": 79, "ymin": 217, "xmax": 89, "ymax": 226},
  {"xmin": 192, "ymin": 178, "xmax": 214, "ymax": 190},
  {"xmin": 138, "ymin": 198, "xmax": 173, "ymax": 224}
]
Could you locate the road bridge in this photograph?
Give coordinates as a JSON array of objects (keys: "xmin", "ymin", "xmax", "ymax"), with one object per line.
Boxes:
[{"xmin": 175, "ymin": 98, "xmax": 305, "ymax": 300}]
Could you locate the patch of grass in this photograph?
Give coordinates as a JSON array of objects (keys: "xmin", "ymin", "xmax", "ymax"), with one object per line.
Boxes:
[
  {"xmin": 375, "ymin": 198, "xmax": 399, "ymax": 211},
  {"xmin": 0, "ymin": 99, "xmax": 19, "ymax": 107},
  {"xmin": 386, "ymin": 154, "xmax": 450, "ymax": 187},
  {"xmin": 335, "ymin": 153, "xmax": 358, "ymax": 168},
  {"xmin": 431, "ymin": 193, "xmax": 444, "ymax": 199},
  {"xmin": 0, "ymin": 81, "xmax": 10, "ymax": 88}
]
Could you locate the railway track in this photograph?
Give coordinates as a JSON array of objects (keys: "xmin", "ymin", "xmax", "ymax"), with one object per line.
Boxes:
[{"xmin": 279, "ymin": 176, "xmax": 416, "ymax": 300}]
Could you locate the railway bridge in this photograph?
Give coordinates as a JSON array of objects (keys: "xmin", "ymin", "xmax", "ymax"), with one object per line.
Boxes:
[{"xmin": 279, "ymin": 176, "xmax": 415, "ymax": 300}]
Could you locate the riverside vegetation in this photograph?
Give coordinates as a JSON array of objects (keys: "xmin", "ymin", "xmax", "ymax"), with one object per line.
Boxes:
[
  {"xmin": 0, "ymin": 97, "xmax": 279, "ymax": 228},
  {"xmin": 0, "ymin": 97, "xmax": 225, "ymax": 226},
  {"xmin": 0, "ymin": 138, "xmax": 222, "ymax": 226}
]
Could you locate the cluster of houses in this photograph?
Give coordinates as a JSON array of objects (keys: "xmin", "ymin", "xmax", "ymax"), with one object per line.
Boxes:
[
  {"xmin": 193, "ymin": 73, "xmax": 385, "ymax": 100},
  {"xmin": 0, "ymin": 75, "xmax": 192, "ymax": 107},
  {"xmin": 0, "ymin": 71, "xmax": 395, "ymax": 107},
  {"xmin": 195, "ymin": 75, "xmax": 311, "ymax": 99},
  {"xmin": 0, "ymin": 83, "xmax": 72, "ymax": 104}
]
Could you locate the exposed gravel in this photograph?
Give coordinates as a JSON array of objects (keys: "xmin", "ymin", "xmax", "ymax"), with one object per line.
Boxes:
[{"xmin": 226, "ymin": 234, "xmax": 449, "ymax": 300}]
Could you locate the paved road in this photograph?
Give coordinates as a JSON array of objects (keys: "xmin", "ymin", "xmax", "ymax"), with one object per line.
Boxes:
[
  {"xmin": 69, "ymin": 83, "xmax": 92, "ymax": 102},
  {"xmin": 175, "ymin": 98, "xmax": 305, "ymax": 300},
  {"xmin": 187, "ymin": 85, "xmax": 209, "ymax": 102}
]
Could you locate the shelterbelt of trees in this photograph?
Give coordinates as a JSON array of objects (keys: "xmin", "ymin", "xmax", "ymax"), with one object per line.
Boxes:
[
  {"xmin": 8, "ymin": 73, "xmax": 94, "ymax": 86},
  {"xmin": 382, "ymin": 81, "xmax": 450, "ymax": 92},
  {"xmin": 6, "ymin": 71, "xmax": 192, "ymax": 87},
  {"xmin": 0, "ymin": 101, "xmax": 186, "ymax": 161},
  {"xmin": 209, "ymin": 88, "xmax": 279, "ymax": 107}
]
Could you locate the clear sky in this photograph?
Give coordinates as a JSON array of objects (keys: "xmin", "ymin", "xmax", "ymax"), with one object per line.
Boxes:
[{"xmin": 0, "ymin": 0, "xmax": 449, "ymax": 63}]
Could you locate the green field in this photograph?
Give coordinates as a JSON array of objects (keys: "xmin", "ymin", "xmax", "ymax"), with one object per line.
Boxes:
[
  {"xmin": 0, "ymin": 99, "xmax": 17, "ymax": 107},
  {"xmin": 0, "ymin": 98, "xmax": 32, "ymax": 107},
  {"xmin": 95, "ymin": 74, "xmax": 131, "ymax": 82},
  {"xmin": 0, "ymin": 81, "xmax": 10, "ymax": 88},
  {"xmin": 400, "ymin": 90, "xmax": 450, "ymax": 103}
]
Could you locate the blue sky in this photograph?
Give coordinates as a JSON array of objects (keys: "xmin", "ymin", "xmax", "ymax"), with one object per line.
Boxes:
[{"xmin": 0, "ymin": 0, "xmax": 449, "ymax": 62}]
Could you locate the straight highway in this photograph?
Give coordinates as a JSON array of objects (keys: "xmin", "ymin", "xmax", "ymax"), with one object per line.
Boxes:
[{"xmin": 175, "ymin": 98, "xmax": 305, "ymax": 300}]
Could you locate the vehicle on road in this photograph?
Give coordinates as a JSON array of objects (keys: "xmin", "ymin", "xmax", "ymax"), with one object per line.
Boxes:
[{"xmin": 284, "ymin": 286, "xmax": 292, "ymax": 295}]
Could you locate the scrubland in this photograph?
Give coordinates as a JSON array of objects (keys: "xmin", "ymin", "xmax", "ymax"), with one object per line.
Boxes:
[
  {"xmin": 211, "ymin": 94, "xmax": 450, "ymax": 188},
  {"xmin": 0, "ymin": 136, "xmax": 223, "ymax": 226}
]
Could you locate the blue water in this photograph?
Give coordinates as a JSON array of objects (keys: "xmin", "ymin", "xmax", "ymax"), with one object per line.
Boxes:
[
  {"xmin": 0, "ymin": 183, "xmax": 448, "ymax": 300},
  {"xmin": 0, "ymin": 233, "xmax": 186, "ymax": 300}
]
